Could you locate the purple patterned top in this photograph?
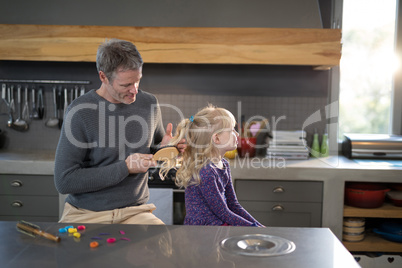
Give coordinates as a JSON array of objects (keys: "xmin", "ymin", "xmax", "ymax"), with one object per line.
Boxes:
[{"xmin": 184, "ymin": 158, "xmax": 263, "ymax": 226}]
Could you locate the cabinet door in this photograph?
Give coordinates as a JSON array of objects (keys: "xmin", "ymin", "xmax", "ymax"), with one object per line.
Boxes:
[
  {"xmin": 0, "ymin": 174, "xmax": 59, "ymax": 221},
  {"xmin": 235, "ymin": 180, "xmax": 322, "ymax": 202},
  {"xmin": 240, "ymin": 200, "xmax": 322, "ymax": 227},
  {"xmin": 0, "ymin": 195, "xmax": 59, "ymax": 217},
  {"xmin": 0, "ymin": 175, "xmax": 58, "ymax": 196}
]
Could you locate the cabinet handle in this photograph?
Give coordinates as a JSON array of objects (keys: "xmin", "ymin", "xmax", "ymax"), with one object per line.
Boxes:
[
  {"xmin": 272, "ymin": 205, "xmax": 284, "ymax": 211},
  {"xmin": 273, "ymin": 187, "xmax": 285, "ymax": 193},
  {"xmin": 10, "ymin": 180, "xmax": 23, "ymax": 187},
  {"xmin": 11, "ymin": 201, "xmax": 23, "ymax": 207}
]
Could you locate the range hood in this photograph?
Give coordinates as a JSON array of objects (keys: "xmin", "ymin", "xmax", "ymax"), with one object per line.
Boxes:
[
  {"xmin": 0, "ymin": 1, "xmax": 340, "ymax": 67},
  {"xmin": 0, "ymin": 25, "xmax": 341, "ymax": 68}
]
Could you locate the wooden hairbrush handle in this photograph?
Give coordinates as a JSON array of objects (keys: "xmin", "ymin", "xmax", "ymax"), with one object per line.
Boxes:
[{"xmin": 17, "ymin": 221, "xmax": 61, "ymax": 242}]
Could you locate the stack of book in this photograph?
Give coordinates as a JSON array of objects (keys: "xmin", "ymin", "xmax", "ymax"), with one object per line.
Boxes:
[{"xmin": 266, "ymin": 130, "xmax": 309, "ymax": 160}]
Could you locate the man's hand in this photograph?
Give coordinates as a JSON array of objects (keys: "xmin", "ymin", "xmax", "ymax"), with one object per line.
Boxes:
[
  {"xmin": 160, "ymin": 123, "xmax": 187, "ymax": 153},
  {"xmin": 125, "ymin": 153, "xmax": 156, "ymax": 174},
  {"xmin": 176, "ymin": 138, "xmax": 187, "ymax": 153},
  {"xmin": 160, "ymin": 123, "xmax": 174, "ymax": 146}
]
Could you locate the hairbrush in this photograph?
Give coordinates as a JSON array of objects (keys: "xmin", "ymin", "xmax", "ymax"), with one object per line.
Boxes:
[
  {"xmin": 16, "ymin": 220, "xmax": 61, "ymax": 242},
  {"xmin": 153, "ymin": 146, "xmax": 179, "ymax": 161}
]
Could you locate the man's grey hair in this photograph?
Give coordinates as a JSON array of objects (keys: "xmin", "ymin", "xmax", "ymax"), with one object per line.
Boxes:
[{"xmin": 96, "ymin": 39, "xmax": 143, "ymax": 82}]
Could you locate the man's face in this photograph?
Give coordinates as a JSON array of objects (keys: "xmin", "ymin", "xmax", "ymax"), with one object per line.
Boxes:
[{"xmin": 103, "ymin": 67, "xmax": 142, "ymax": 104}]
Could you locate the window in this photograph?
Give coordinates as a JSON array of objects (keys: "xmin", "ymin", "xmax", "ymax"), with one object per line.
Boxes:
[{"xmin": 339, "ymin": 0, "xmax": 398, "ymax": 136}]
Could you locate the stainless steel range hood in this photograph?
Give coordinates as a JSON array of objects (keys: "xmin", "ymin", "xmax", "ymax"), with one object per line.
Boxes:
[
  {"xmin": 0, "ymin": 0, "xmax": 337, "ymax": 65},
  {"xmin": 343, "ymin": 134, "xmax": 402, "ymax": 159}
]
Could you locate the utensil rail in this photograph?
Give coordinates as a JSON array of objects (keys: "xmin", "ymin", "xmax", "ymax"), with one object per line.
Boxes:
[{"xmin": 0, "ymin": 79, "xmax": 90, "ymax": 85}]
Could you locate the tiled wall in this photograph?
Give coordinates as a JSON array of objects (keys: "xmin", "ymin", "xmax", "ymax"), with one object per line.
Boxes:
[
  {"xmin": 157, "ymin": 94, "xmax": 327, "ymax": 134},
  {"xmin": 0, "ymin": 61, "xmax": 329, "ymax": 152},
  {"xmin": 0, "ymin": 91, "xmax": 327, "ymax": 152}
]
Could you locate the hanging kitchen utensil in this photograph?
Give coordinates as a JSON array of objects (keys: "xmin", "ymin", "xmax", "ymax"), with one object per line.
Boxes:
[
  {"xmin": 1, "ymin": 84, "xmax": 5, "ymax": 98},
  {"xmin": 57, "ymin": 87, "xmax": 69, "ymax": 129},
  {"xmin": 22, "ymin": 85, "xmax": 30, "ymax": 123},
  {"xmin": 12, "ymin": 85, "xmax": 29, "ymax": 131},
  {"xmin": 74, "ymin": 85, "xmax": 79, "ymax": 100},
  {"xmin": 2, "ymin": 84, "xmax": 14, "ymax": 128},
  {"xmin": 64, "ymin": 87, "xmax": 68, "ymax": 116},
  {"xmin": 6, "ymin": 106, "xmax": 13, "ymax": 129},
  {"xmin": 37, "ymin": 87, "xmax": 44, "ymax": 119},
  {"xmin": 57, "ymin": 88, "xmax": 63, "ymax": 129},
  {"xmin": 6, "ymin": 85, "xmax": 10, "ymax": 106},
  {"xmin": 9, "ymin": 85, "xmax": 15, "ymax": 116},
  {"xmin": 45, "ymin": 87, "xmax": 59, "ymax": 128},
  {"xmin": 30, "ymin": 86, "xmax": 39, "ymax": 119},
  {"xmin": 0, "ymin": 84, "xmax": 7, "ymax": 114},
  {"xmin": 80, "ymin": 85, "xmax": 85, "ymax": 96},
  {"xmin": 70, "ymin": 88, "xmax": 74, "ymax": 103}
]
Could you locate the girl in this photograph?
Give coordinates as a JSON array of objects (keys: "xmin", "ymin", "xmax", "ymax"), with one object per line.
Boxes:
[{"xmin": 161, "ymin": 105, "xmax": 264, "ymax": 227}]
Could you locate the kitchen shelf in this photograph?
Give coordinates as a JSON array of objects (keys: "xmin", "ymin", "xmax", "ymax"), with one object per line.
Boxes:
[
  {"xmin": 0, "ymin": 24, "xmax": 341, "ymax": 68},
  {"xmin": 343, "ymin": 233, "xmax": 402, "ymax": 253},
  {"xmin": 344, "ymin": 203, "xmax": 402, "ymax": 218},
  {"xmin": 343, "ymin": 203, "xmax": 402, "ymax": 253}
]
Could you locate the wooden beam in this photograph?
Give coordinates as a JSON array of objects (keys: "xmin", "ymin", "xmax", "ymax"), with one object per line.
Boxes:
[{"xmin": 0, "ymin": 24, "xmax": 341, "ymax": 66}]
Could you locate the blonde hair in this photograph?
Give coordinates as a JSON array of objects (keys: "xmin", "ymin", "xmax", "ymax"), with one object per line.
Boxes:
[{"xmin": 160, "ymin": 104, "xmax": 236, "ymax": 188}]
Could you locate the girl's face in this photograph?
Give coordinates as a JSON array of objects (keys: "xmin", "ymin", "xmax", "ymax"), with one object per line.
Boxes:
[{"xmin": 214, "ymin": 127, "xmax": 239, "ymax": 156}]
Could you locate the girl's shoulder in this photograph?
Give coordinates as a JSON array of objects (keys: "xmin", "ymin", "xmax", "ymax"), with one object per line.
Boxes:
[
  {"xmin": 200, "ymin": 162, "xmax": 215, "ymax": 173},
  {"xmin": 198, "ymin": 162, "xmax": 219, "ymax": 177},
  {"xmin": 199, "ymin": 160, "xmax": 230, "ymax": 177}
]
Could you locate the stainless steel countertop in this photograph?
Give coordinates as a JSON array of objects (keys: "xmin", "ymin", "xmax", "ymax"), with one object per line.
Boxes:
[
  {"xmin": 1, "ymin": 150, "xmax": 401, "ymax": 240},
  {"xmin": 0, "ymin": 150, "xmax": 56, "ymax": 175},
  {"xmin": 2, "ymin": 221, "xmax": 359, "ymax": 268},
  {"xmin": 1, "ymin": 150, "xmax": 401, "ymax": 176}
]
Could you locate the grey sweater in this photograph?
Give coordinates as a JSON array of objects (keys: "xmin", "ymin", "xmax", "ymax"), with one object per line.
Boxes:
[{"xmin": 54, "ymin": 89, "xmax": 165, "ymax": 211}]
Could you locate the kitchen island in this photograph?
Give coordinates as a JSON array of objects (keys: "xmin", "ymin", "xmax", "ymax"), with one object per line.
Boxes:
[
  {"xmin": 0, "ymin": 151, "xmax": 401, "ymax": 241},
  {"xmin": 2, "ymin": 221, "xmax": 358, "ymax": 268}
]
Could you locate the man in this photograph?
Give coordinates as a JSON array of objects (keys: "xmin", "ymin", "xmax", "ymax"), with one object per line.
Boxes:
[{"xmin": 54, "ymin": 39, "xmax": 185, "ymax": 224}]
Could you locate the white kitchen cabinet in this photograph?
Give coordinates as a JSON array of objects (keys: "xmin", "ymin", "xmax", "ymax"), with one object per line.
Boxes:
[
  {"xmin": 235, "ymin": 180, "xmax": 323, "ymax": 227},
  {"xmin": 0, "ymin": 174, "xmax": 59, "ymax": 221}
]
